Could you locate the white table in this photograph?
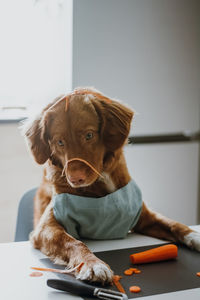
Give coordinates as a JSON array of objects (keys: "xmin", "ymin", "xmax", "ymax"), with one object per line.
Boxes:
[{"xmin": 1, "ymin": 226, "xmax": 200, "ymax": 300}]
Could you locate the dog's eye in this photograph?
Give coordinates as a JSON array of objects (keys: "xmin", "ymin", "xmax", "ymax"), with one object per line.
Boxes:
[
  {"xmin": 85, "ymin": 132, "xmax": 93, "ymax": 140},
  {"xmin": 58, "ymin": 140, "xmax": 64, "ymax": 146}
]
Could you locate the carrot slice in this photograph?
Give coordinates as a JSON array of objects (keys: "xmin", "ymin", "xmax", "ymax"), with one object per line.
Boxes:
[
  {"xmin": 124, "ymin": 267, "xmax": 141, "ymax": 275},
  {"xmin": 124, "ymin": 269, "xmax": 134, "ymax": 276},
  {"xmin": 129, "ymin": 286, "xmax": 141, "ymax": 293},
  {"xmin": 134, "ymin": 269, "xmax": 141, "ymax": 274},
  {"xmin": 130, "ymin": 244, "xmax": 178, "ymax": 264},
  {"xmin": 29, "ymin": 272, "xmax": 43, "ymax": 277},
  {"xmin": 129, "ymin": 268, "xmax": 138, "ymax": 272},
  {"xmin": 113, "ymin": 275, "xmax": 125, "ymax": 294},
  {"xmin": 196, "ymin": 272, "xmax": 200, "ymax": 277}
]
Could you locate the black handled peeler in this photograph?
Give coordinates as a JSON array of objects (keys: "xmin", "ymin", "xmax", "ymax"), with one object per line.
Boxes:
[{"xmin": 47, "ymin": 278, "xmax": 128, "ymax": 300}]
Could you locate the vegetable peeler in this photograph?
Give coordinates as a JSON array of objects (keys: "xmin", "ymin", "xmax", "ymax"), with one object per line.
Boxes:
[{"xmin": 47, "ymin": 278, "xmax": 128, "ymax": 300}]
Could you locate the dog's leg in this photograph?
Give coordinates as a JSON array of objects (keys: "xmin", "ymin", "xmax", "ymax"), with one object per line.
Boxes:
[
  {"xmin": 33, "ymin": 172, "xmax": 53, "ymax": 228},
  {"xmin": 30, "ymin": 202, "xmax": 113, "ymax": 283},
  {"xmin": 33, "ymin": 186, "xmax": 51, "ymax": 228},
  {"xmin": 134, "ymin": 203, "xmax": 200, "ymax": 251}
]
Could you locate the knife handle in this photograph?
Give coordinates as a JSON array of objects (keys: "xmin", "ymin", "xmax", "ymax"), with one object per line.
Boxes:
[{"xmin": 47, "ymin": 278, "xmax": 95, "ymax": 297}]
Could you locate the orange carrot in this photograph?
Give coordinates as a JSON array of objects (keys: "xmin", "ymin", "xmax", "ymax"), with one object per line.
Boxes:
[
  {"xmin": 73, "ymin": 89, "xmax": 112, "ymax": 104},
  {"xmin": 124, "ymin": 269, "xmax": 134, "ymax": 276},
  {"xmin": 76, "ymin": 262, "xmax": 84, "ymax": 272},
  {"xmin": 29, "ymin": 272, "xmax": 43, "ymax": 277},
  {"xmin": 129, "ymin": 286, "xmax": 141, "ymax": 293},
  {"xmin": 66, "ymin": 158, "xmax": 103, "ymax": 178},
  {"xmin": 31, "ymin": 262, "xmax": 84, "ymax": 274},
  {"xmin": 196, "ymin": 272, "xmax": 200, "ymax": 277},
  {"xmin": 129, "ymin": 268, "xmax": 138, "ymax": 272},
  {"xmin": 124, "ymin": 267, "xmax": 141, "ymax": 275},
  {"xmin": 130, "ymin": 244, "xmax": 178, "ymax": 264},
  {"xmin": 134, "ymin": 269, "xmax": 141, "ymax": 274},
  {"xmin": 65, "ymin": 96, "xmax": 69, "ymax": 111},
  {"xmin": 113, "ymin": 275, "xmax": 126, "ymax": 294}
]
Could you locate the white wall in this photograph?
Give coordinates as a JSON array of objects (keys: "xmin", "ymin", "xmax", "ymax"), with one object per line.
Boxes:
[
  {"xmin": 0, "ymin": 0, "xmax": 73, "ymax": 107},
  {"xmin": 0, "ymin": 124, "xmax": 42, "ymax": 242},
  {"xmin": 73, "ymin": 0, "xmax": 200, "ymax": 224}
]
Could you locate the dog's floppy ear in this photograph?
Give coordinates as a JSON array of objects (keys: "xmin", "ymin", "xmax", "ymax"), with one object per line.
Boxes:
[
  {"xmin": 92, "ymin": 97, "xmax": 134, "ymax": 151},
  {"xmin": 23, "ymin": 95, "xmax": 65, "ymax": 164},
  {"xmin": 24, "ymin": 111, "xmax": 52, "ymax": 164}
]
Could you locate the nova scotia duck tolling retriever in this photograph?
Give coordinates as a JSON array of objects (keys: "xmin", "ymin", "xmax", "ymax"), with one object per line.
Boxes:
[{"xmin": 24, "ymin": 87, "xmax": 200, "ymax": 284}]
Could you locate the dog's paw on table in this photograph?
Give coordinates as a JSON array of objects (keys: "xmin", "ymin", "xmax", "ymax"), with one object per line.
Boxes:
[
  {"xmin": 184, "ymin": 231, "xmax": 200, "ymax": 252},
  {"xmin": 76, "ymin": 259, "xmax": 113, "ymax": 284}
]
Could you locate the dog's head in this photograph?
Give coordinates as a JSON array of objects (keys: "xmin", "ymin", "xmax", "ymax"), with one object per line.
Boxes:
[{"xmin": 24, "ymin": 88, "xmax": 134, "ymax": 188}]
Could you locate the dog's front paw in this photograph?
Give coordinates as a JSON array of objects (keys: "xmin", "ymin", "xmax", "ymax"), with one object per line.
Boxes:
[
  {"xmin": 184, "ymin": 231, "xmax": 200, "ymax": 251},
  {"xmin": 76, "ymin": 256, "xmax": 113, "ymax": 284}
]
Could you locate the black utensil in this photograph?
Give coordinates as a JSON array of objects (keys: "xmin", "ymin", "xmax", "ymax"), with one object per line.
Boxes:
[{"xmin": 47, "ymin": 278, "xmax": 128, "ymax": 299}]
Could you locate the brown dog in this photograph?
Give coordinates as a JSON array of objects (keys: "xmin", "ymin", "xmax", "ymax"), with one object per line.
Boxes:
[{"xmin": 24, "ymin": 87, "xmax": 200, "ymax": 284}]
